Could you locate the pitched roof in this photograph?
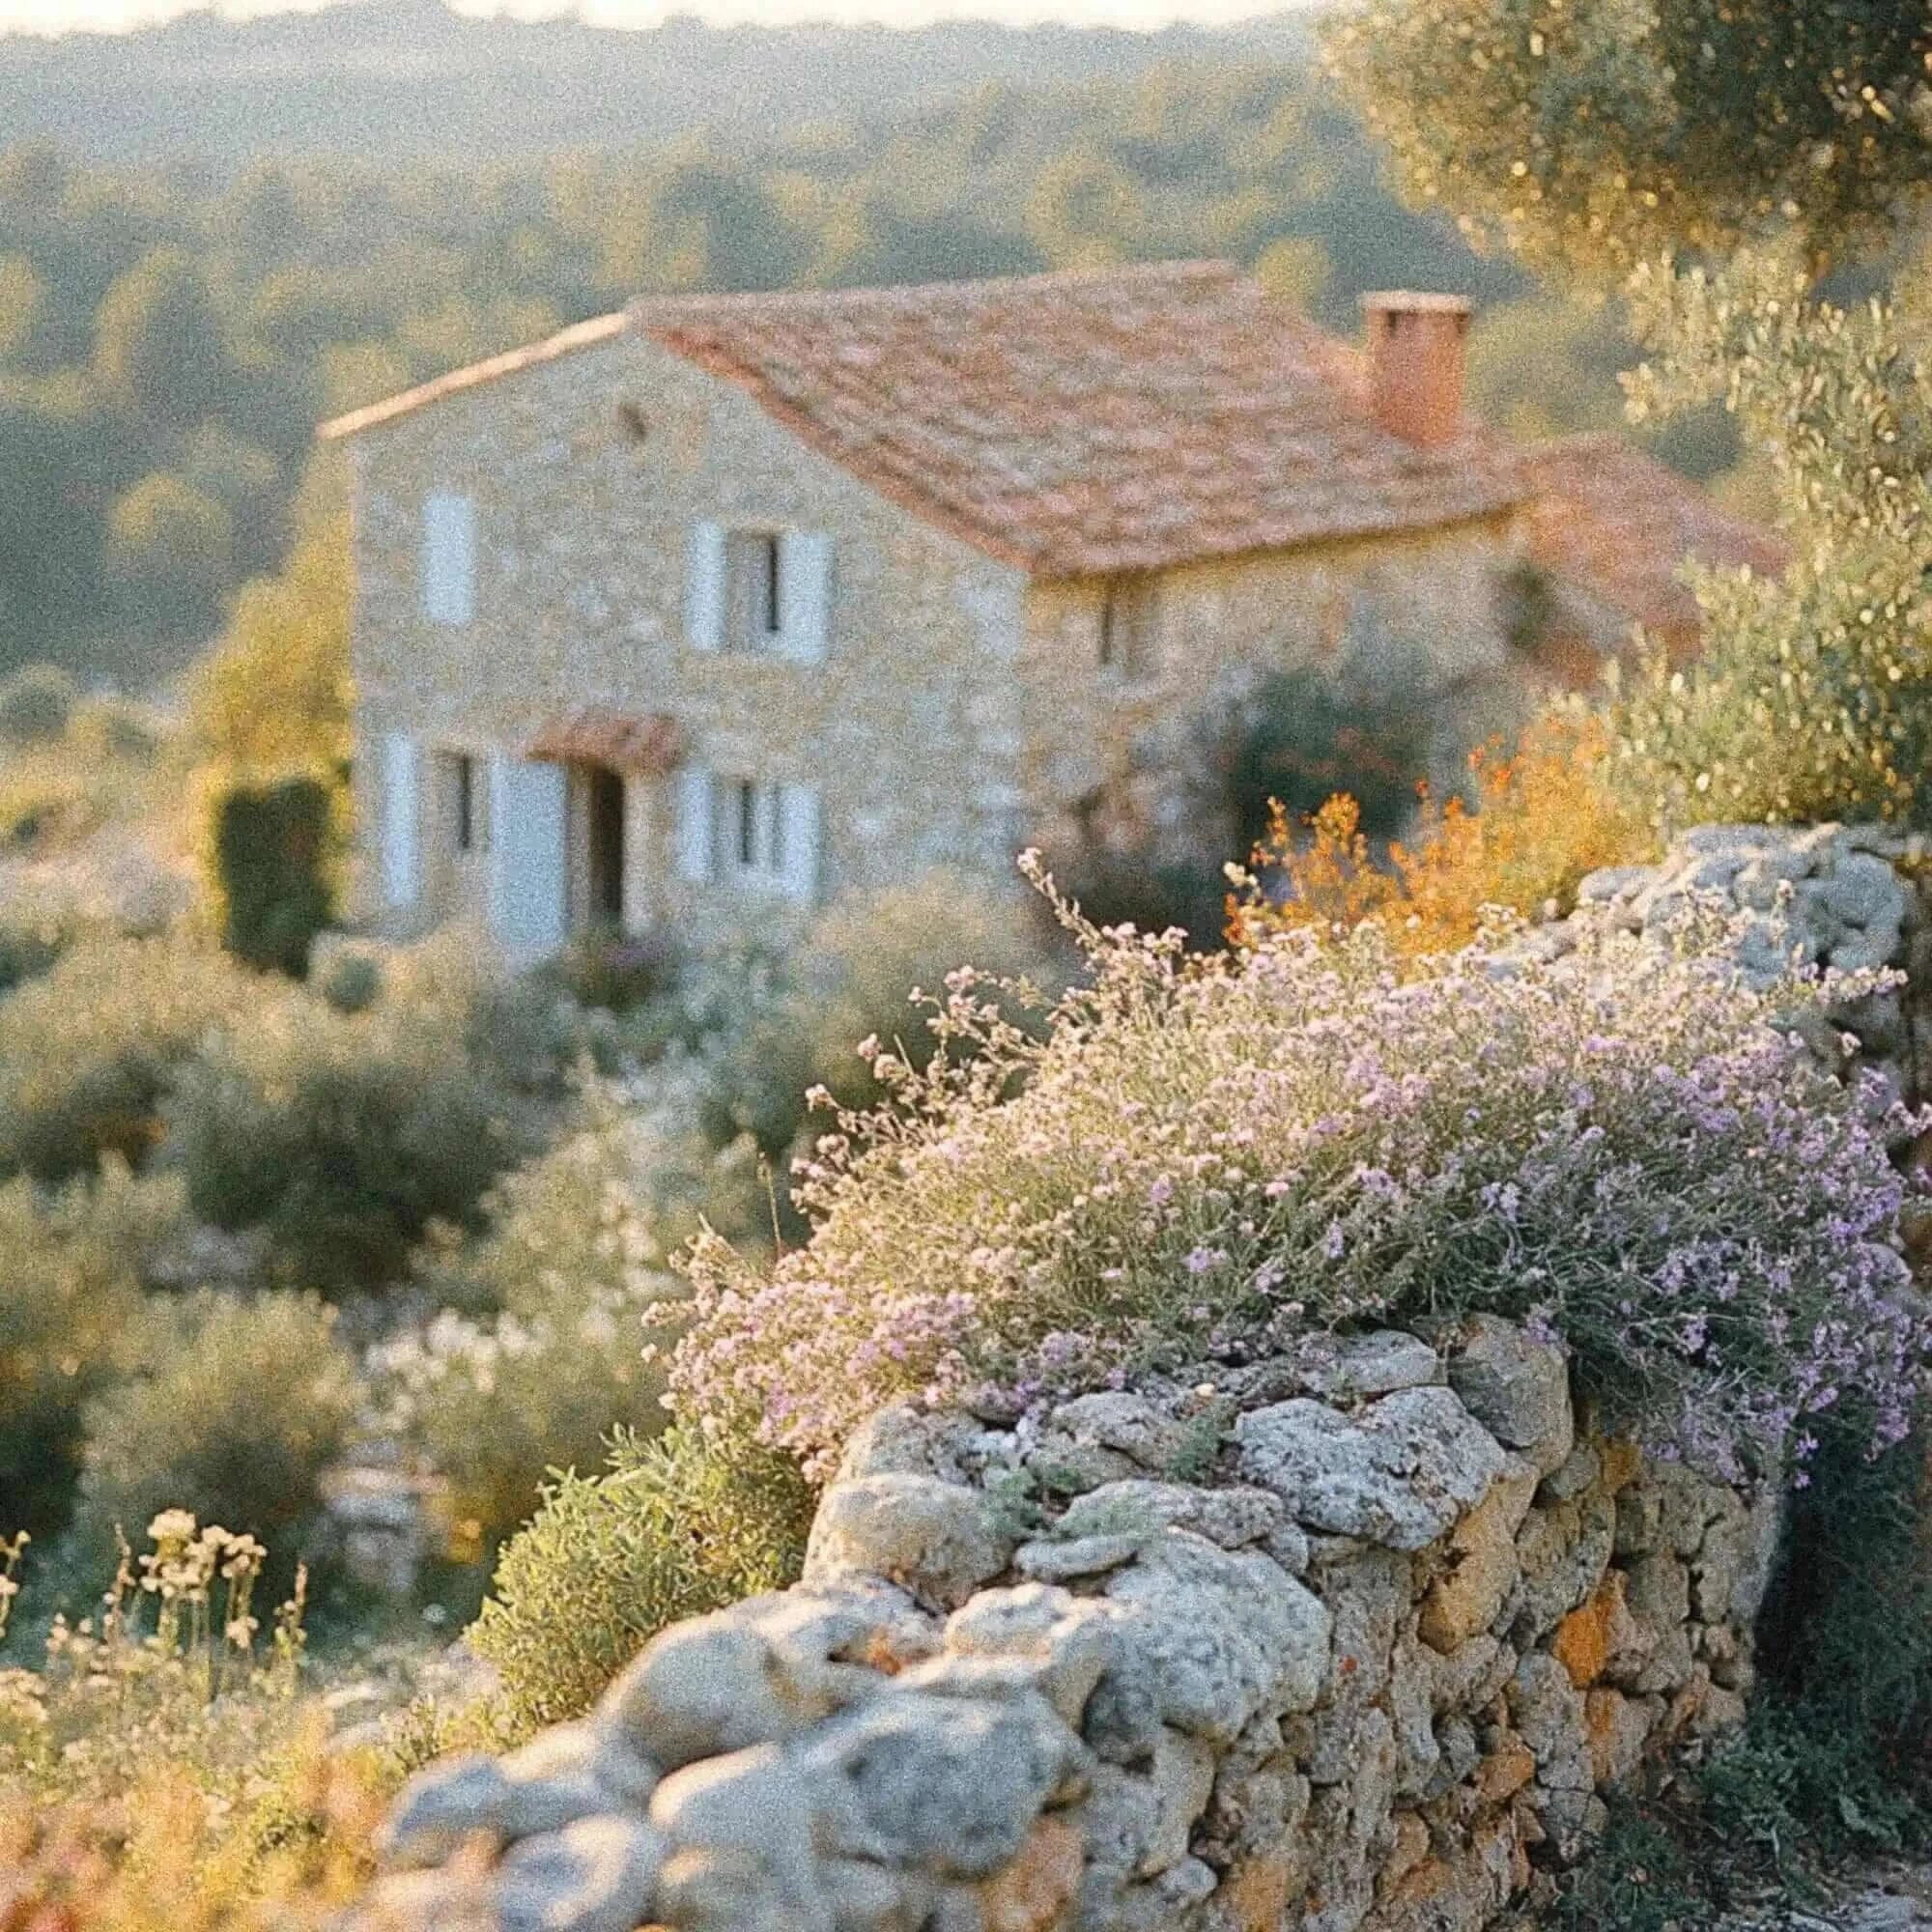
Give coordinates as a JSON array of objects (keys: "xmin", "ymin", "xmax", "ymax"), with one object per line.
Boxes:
[
  {"xmin": 317, "ymin": 311, "xmax": 628, "ymax": 442},
  {"xmin": 630, "ymin": 263, "xmax": 1524, "ymax": 577},
  {"xmin": 317, "ymin": 263, "xmax": 1526, "ymax": 578},
  {"xmin": 1520, "ymin": 435, "xmax": 1789, "ymax": 641}
]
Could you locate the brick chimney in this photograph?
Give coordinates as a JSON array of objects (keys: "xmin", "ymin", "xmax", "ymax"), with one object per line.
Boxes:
[{"xmin": 1361, "ymin": 292, "xmax": 1472, "ymax": 449}]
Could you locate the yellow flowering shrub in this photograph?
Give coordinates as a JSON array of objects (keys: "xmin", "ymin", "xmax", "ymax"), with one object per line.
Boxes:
[{"xmin": 1232, "ymin": 714, "xmax": 1647, "ymax": 959}]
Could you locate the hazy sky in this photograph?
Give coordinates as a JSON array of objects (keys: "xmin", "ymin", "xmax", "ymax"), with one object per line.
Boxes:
[{"xmin": 2, "ymin": 0, "xmax": 1303, "ymax": 30}]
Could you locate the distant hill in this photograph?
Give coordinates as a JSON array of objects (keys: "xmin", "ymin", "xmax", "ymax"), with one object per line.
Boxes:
[{"xmin": 0, "ymin": 0, "xmax": 1317, "ymax": 171}]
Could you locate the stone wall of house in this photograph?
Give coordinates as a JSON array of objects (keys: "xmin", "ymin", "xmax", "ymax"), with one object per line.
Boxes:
[
  {"xmin": 1021, "ymin": 523, "xmax": 1527, "ymax": 885},
  {"xmin": 353, "ymin": 1313, "xmax": 1777, "ymax": 1932},
  {"xmin": 345, "ymin": 327, "xmax": 1532, "ymax": 954},
  {"xmin": 345, "ymin": 330, "xmax": 1036, "ymax": 951}
]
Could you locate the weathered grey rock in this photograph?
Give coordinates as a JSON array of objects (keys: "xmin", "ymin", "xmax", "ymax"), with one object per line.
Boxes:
[
  {"xmin": 743, "ymin": 1583, "xmax": 940, "ymax": 1712},
  {"xmin": 1624, "ymin": 1551, "xmax": 1691, "ymax": 1632},
  {"xmin": 1143, "ymin": 1728, "xmax": 1218, "ymax": 1876},
  {"xmin": 1012, "ymin": 1531, "xmax": 1144, "ymax": 1583},
  {"xmin": 1536, "ymin": 1442, "xmax": 1602, "ymax": 1505},
  {"xmin": 1072, "ymin": 1763, "xmax": 1166, "ymax": 1880},
  {"xmin": 1056, "ymin": 1479, "xmax": 1289, "ymax": 1555},
  {"xmin": 1418, "ymin": 1463, "xmax": 1537, "ymax": 1654},
  {"xmin": 1814, "ymin": 851, "xmax": 1908, "ymax": 932},
  {"xmin": 1386, "ymin": 1634, "xmax": 1440, "ymax": 1801},
  {"xmin": 1235, "ymin": 1387, "xmax": 1510, "ymax": 1550},
  {"xmin": 348, "ymin": 1325, "xmax": 1781, "ymax": 1932},
  {"xmin": 819, "ymin": 1857, "xmax": 932, "ymax": 1932},
  {"xmin": 1099, "ymin": 1529, "xmax": 1331, "ymax": 1744},
  {"xmin": 1044, "ymin": 1393, "xmax": 1191, "ymax": 1473},
  {"xmin": 1444, "ymin": 1317, "xmax": 1573, "ymax": 1474},
  {"xmin": 1509, "ymin": 1492, "xmax": 1616, "ymax": 1645},
  {"xmin": 655, "ymin": 1844, "xmax": 819, "ymax": 1932},
  {"xmin": 1300, "ymin": 1545, "xmax": 1410, "ymax": 1785},
  {"xmin": 650, "ymin": 1745, "xmax": 826, "ymax": 1923},
  {"xmin": 1291, "ymin": 1330, "xmax": 1442, "ymax": 1403},
  {"xmin": 495, "ymin": 1815, "xmax": 664, "ymax": 1932},
  {"xmin": 799, "ymin": 1691, "xmax": 1087, "ymax": 1882},
  {"xmin": 380, "ymin": 1754, "xmax": 513, "ymax": 1868},
  {"xmin": 942, "ymin": 1583, "xmax": 1117, "ymax": 1729},
  {"xmin": 1509, "ymin": 1652, "xmax": 1591, "ymax": 1795},
  {"xmin": 497, "ymin": 1723, "xmax": 659, "ymax": 1838},
  {"xmin": 1576, "ymin": 865, "xmax": 1653, "ymax": 904},
  {"xmin": 836, "ymin": 1405, "xmax": 989, "ymax": 1486},
  {"xmin": 1429, "ymin": 1634, "xmax": 1513, "ymax": 1717},
  {"xmin": 805, "ymin": 1473, "xmax": 1017, "ymax": 1611},
  {"xmin": 601, "ymin": 1610, "xmax": 831, "ymax": 1772}
]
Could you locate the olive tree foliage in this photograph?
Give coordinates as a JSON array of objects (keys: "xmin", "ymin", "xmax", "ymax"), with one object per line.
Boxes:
[
  {"xmin": 1610, "ymin": 253, "xmax": 1932, "ymax": 827},
  {"xmin": 1325, "ymin": 0, "xmax": 1932, "ymax": 280},
  {"xmin": 1328, "ymin": 0, "xmax": 1932, "ymax": 832}
]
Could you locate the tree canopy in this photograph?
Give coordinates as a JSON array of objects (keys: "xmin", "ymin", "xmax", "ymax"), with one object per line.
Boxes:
[{"xmin": 1327, "ymin": 0, "xmax": 1932, "ymax": 276}]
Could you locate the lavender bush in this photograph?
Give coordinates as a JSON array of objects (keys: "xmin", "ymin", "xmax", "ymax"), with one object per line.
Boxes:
[{"xmin": 675, "ymin": 876, "xmax": 1931, "ymax": 1483}]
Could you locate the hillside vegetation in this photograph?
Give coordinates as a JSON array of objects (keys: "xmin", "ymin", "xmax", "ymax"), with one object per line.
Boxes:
[{"xmin": 3, "ymin": 5, "xmax": 1740, "ymax": 691}]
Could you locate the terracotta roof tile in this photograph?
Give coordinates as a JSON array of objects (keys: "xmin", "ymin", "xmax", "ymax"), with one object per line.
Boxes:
[
  {"xmin": 1520, "ymin": 435, "xmax": 1789, "ymax": 641},
  {"xmin": 631, "ymin": 262, "xmax": 1526, "ymax": 577}
]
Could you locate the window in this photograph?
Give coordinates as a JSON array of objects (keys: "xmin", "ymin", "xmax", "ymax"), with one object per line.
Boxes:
[
  {"xmin": 421, "ymin": 492, "xmax": 477, "ymax": 626},
  {"xmin": 438, "ymin": 750, "xmax": 488, "ymax": 856},
  {"xmin": 726, "ymin": 531, "xmax": 783, "ymax": 650},
  {"xmin": 724, "ymin": 778, "xmax": 783, "ymax": 879},
  {"xmin": 1098, "ymin": 578, "xmax": 1159, "ymax": 678},
  {"xmin": 686, "ymin": 523, "xmax": 832, "ymax": 662},
  {"xmin": 699, "ymin": 774, "xmax": 821, "ymax": 901},
  {"xmin": 455, "ymin": 754, "xmax": 476, "ymax": 853}
]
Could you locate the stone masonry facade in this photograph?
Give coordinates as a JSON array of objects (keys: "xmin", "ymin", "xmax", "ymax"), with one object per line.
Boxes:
[
  {"xmin": 331, "ymin": 269, "xmax": 1532, "ymax": 959},
  {"xmin": 355, "ymin": 1311, "xmax": 1778, "ymax": 1932}
]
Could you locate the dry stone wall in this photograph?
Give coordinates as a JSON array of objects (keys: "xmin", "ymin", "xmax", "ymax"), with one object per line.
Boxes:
[
  {"xmin": 1558, "ymin": 822, "xmax": 1932, "ymax": 1115},
  {"xmin": 355, "ymin": 1314, "xmax": 1780, "ymax": 1932}
]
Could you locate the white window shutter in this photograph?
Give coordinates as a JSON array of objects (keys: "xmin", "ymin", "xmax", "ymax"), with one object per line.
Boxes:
[
  {"xmin": 675, "ymin": 762, "xmax": 715, "ymax": 882},
  {"xmin": 779, "ymin": 783, "xmax": 821, "ymax": 902},
  {"xmin": 685, "ymin": 522, "xmax": 726, "ymax": 651},
  {"xmin": 778, "ymin": 530, "xmax": 833, "ymax": 664},
  {"xmin": 421, "ymin": 492, "xmax": 476, "ymax": 626},
  {"xmin": 380, "ymin": 730, "xmax": 422, "ymax": 908}
]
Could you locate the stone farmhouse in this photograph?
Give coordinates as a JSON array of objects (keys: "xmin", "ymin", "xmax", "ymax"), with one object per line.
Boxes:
[{"xmin": 319, "ymin": 261, "xmax": 1777, "ymax": 957}]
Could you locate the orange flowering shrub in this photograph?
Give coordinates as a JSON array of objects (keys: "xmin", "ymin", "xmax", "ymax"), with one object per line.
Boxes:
[{"xmin": 1231, "ymin": 714, "xmax": 1648, "ymax": 958}]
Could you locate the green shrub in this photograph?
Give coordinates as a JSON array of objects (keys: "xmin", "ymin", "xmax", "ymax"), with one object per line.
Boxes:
[
  {"xmin": 470, "ymin": 1424, "xmax": 813, "ymax": 1733},
  {"xmin": 706, "ymin": 874, "xmax": 1058, "ymax": 1160},
  {"xmin": 368, "ymin": 1297, "xmax": 668, "ymax": 1557},
  {"xmin": 208, "ymin": 772, "xmax": 335, "ymax": 976},
  {"xmin": 0, "ymin": 666, "xmax": 76, "ymax": 746},
  {"xmin": 417, "ymin": 1076, "xmax": 741, "ymax": 1320},
  {"xmin": 0, "ymin": 914, "xmax": 70, "ymax": 1000},
  {"xmin": 1550, "ymin": 1802, "xmax": 1708, "ymax": 1932},
  {"xmin": 71, "ymin": 1292, "xmax": 357, "ymax": 1589},
  {"xmin": 317, "ymin": 950, "xmax": 382, "ymax": 1015},
  {"xmin": 374, "ymin": 1085, "xmax": 697, "ymax": 1545},
  {"xmin": 1039, "ymin": 847, "xmax": 1229, "ymax": 952},
  {"xmin": 1724, "ymin": 1418, "xmax": 1932, "ymax": 1851},
  {"xmin": 1609, "ymin": 257, "xmax": 1932, "ymax": 832},
  {"xmin": 163, "ymin": 997, "xmax": 528, "ymax": 1296},
  {"xmin": 463, "ymin": 972, "xmax": 625, "ymax": 1098},
  {"xmin": 1227, "ymin": 637, "xmax": 1436, "ymax": 852},
  {"xmin": 0, "ymin": 1165, "xmax": 182, "ymax": 1540},
  {"xmin": 0, "ymin": 936, "xmax": 265, "ymax": 1182},
  {"xmin": 554, "ymin": 927, "xmax": 681, "ymax": 1015}
]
